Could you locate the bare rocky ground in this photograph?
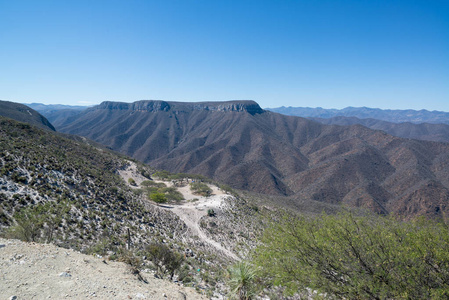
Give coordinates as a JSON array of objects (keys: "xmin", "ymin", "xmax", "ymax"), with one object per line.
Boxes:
[{"xmin": 0, "ymin": 238, "xmax": 207, "ymax": 300}]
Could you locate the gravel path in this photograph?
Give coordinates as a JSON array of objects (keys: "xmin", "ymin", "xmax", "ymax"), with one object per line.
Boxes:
[{"xmin": 0, "ymin": 238, "xmax": 207, "ymax": 300}]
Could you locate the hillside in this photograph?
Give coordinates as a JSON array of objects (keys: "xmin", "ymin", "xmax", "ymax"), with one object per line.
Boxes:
[
  {"xmin": 0, "ymin": 100, "xmax": 55, "ymax": 131},
  {"xmin": 266, "ymin": 106, "xmax": 449, "ymax": 124},
  {"xmin": 0, "ymin": 116, "xmax": 267, "ymax": 297},
  {"xmin": 54, "ymin": 100, "xmax": 449, "ymax": 219}
]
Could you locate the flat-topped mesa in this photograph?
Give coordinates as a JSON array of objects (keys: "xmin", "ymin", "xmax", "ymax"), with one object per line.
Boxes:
[
  {"xmin": 95, "ymin": 100, "xmax": 171, "ymax": 112},
  {"xmin": 188, "ymin": 100, "xmax": 264, "ymax": 115},
  {"xmin": 94, "ymin": 100, "xmax": 265, "ymax": 115}
]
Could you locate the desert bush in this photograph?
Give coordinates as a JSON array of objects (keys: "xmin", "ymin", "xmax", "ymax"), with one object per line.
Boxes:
[
  {"xmin": 254, "ymin": 211, "xmax": 449, "ymax": 299},
  {"xmin": 190, "ymin": 182, "xmax": 212, "ymax": 197},
  {"xmin": 153, "ymin": 170, "xmax": 172, "ymax": 180},
  {"xmin": 145, "ymin": 242, "xmax": 184, "ymax": 279},
  {"xmin": 141, "ymin": 180, "xmax": 166, "ymax": 188},
  {"xmin": 149, "ymin": 192, "xmax": 167, "ymax": 204},
  {"xmin": 5, "ymin": 200, "xmax": 69, "ymax": 242},
  {"xmin": 161, "ymin": 187, "xmax": 184, "ymax": 202},
  {"xmin": 128, "ymin": 178, "xmax": 136, "ymax": 186}
]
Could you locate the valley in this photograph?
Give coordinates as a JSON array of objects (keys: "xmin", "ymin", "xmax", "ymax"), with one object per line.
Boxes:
[
  {"xmin": 2, "ymin": 98, "xmax": 449, "ymax": 298},
  {"xmin": 45, "ymin": 99, "xmax": 449, "ymax": 219}
]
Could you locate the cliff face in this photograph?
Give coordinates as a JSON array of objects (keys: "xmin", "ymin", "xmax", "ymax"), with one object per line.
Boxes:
[{"xmin": 92, "ymin": 100, "xmax": 265, "ymax": 115}]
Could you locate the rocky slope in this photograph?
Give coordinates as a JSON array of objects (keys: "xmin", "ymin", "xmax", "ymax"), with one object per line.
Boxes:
[
  {"xmin": 0, "ymin": 116, "xmax": 268, "ymax": 297},
  {"xmin": 54, "ymin": 100, "xmax": 449, "ymax": 219}
]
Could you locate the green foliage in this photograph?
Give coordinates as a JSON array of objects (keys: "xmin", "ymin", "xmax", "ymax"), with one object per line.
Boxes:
[
  {"xmin": 141, "ymin": 181, "xmax": 184, "ymax": 203},
  {"xmin": 228, "ymin": 261, "xmax": 258, "ymax": 300},
  {"xmin": 128, "ymin": 178, "xmax": 136, "ymax": 186},
  {"xmin": 144, "ymin": 243, "xmax": 184, "ymax": 279},
  {"xmin": 153, "ymin": 170, "xmax": 172, "ymax": 180},
  {"xmin": 190, "ymin": 182, "xmax": 212, "ymax": 197},
  {"xmin": 150, "ymin": 192, "xmax": 167, "ymax": 204},
  {"xmin": 207, "ymin": 209, "xmax": 216, "ymax": 217},
  {"xmin": 160, "ymin": 187, "xmax": 184, "ymax": 201},
  {"xmin": 254, "ymin": 212, "xmax": 449, "ymax": 299},
  {"xmin": 141, "ymin": 180, "xmax": 166, "ymax": 188},
  {"xmin": 6, "ymin": 200, "xmax": 70, "ymax": 242}
]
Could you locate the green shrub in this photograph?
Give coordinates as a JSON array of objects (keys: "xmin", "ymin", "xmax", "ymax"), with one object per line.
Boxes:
[
  {"xmin": 141, "ymin": 180, "xmax": 166, "ymax": 188},
  {"xmin": 161, "ymin": 187, "xmax": 184, "ymax": 202},
  {"xmin": 190, "ymin": 182, "xmax": 212, "ymax": 197},
  {"xmin": 5, "ymin": 200, "xmax": 69, "ymax": 243},
  {"xmin": 153, "ymin": 170, "xmax": 172, "ymax": 180},
  {"xmin": 149, "ymin": 192, "xmax": 167, "ymax": 204},
  {"xmin": 254, "ymin": 212, "xmax": 449, "ymax": 299},
  {"xmin": 144, "ymin": 243, "xmax": 184, "ymax": 279}
]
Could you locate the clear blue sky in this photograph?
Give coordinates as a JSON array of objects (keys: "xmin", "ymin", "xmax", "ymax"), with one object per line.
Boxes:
[{"xmin": 1, "ymin": 0, "xmax": 448, "ymax": 111}]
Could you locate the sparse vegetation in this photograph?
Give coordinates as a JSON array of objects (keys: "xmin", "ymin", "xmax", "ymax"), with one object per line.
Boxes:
[{"xmin": 190, "ymin": 182, "xmax": 212, "ymax": 197}]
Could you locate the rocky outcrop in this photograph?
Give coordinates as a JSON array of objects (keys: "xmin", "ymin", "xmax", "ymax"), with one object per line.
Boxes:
[{"xmin": 91, "ymin": 100, "xmax": 265, "ymax": 115}]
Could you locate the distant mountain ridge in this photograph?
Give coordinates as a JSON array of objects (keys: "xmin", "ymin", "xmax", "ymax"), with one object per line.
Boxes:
[
  {"xmin": 25, "ymin": 103, "xmax": 88, "ymax": 129},
  {"xmin": 266, "ymin": 106, "xmax": 449, "ymax": 124},
  {"xmin": 54, "ymin": 99, "xmax": 449, "ymax": 219},
  {"xmin": 94, "ymin": 100, "xmax": 265, "ymax": 114},
  {"xmin": 310, "ymin": 116, "xmax": 449, "ymax": 143}
]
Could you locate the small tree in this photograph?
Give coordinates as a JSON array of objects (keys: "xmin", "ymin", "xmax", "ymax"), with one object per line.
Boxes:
[
  {"xmin": 254, "ymin": 211, "xmax": 449, "ymax": 298},
  {"xmin": 150, "ymin": 192, "xmax": 167, "ymax": 205},
  {"xmin": 190, "ymin": 182, "xmax": 212, "ymax": 197},
  {"xmin": 145, "ymin": 243, "xmax": 184, "ymax": 279}
]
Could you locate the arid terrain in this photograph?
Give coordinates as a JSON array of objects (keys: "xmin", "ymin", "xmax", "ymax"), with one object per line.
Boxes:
[
  {"xmin": 0, "ymin": 238, "xmax": 207, "ymax": 300},
  {"xmin": 50, "ymin": 100, "xmax": 449, "ymax": 219}
]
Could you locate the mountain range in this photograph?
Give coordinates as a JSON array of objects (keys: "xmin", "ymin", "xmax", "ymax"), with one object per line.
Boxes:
[
  {"xmin": 266, "ymin": 106, "xmax": 449, "ymax": 124},
  {"xmin": 34, "ymin": 99, "xmax": 449, "ymax": 219}
]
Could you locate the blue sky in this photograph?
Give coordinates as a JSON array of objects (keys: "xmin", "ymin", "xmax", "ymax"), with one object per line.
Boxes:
[{"xmin": 1, "ymin": 0, "xmax": 448, "ymax": 111}]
